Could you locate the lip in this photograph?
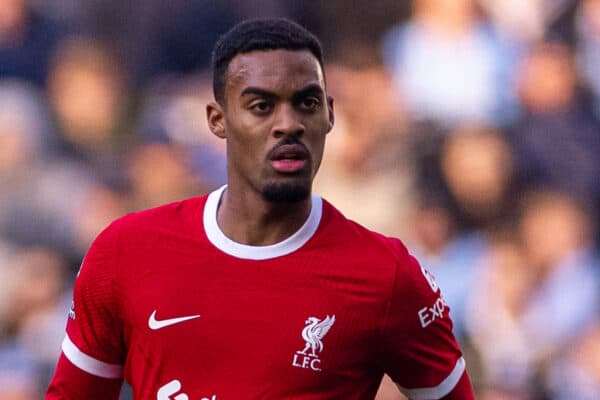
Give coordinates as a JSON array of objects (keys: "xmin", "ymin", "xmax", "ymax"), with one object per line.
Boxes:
[{"xmin": 269, "ymin": 144, "xmax": 309, "ymax": 173}]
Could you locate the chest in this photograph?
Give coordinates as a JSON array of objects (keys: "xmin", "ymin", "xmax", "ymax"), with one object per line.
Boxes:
[{"xmin": 119, "ymin": 248, "xmax": 388, "ymax": 398}]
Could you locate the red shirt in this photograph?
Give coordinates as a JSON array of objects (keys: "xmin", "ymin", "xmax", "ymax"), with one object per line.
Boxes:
[{"xmin": 47, "ymin": 186, "xmax": 466, "ymax": 399}]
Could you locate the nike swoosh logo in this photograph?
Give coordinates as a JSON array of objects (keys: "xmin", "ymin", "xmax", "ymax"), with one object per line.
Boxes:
[{"xmin": 148, "ymin": 310, "xmax": 201, "ymax": 330}]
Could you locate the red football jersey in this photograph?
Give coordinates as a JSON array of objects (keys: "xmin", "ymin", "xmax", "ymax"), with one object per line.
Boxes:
[{"xmin": 47, "ymin": 186, "xmax": 466, "ymax": 399}]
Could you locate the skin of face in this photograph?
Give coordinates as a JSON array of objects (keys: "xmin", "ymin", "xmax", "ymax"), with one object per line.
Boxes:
[{"xmin": 207, "ymin": 49, "xmax": 334, "ymax": 205}]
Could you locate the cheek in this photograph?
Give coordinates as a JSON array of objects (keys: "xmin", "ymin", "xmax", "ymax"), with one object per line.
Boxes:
[
  {"xmin": 227, "ymin": 105, "xmax": 271, "ymax": 138},
  {"xmin": 313, "ymin": 139, "xmax": 327, "ymax": 170},
  {"xmin": 306, "ymin": 124, "xmax": 329, "ymax": 169},
  {"xmin": 307, "ymin": 115, "xmax": 331, "ymax": 142},
  {"xmin": 225, "ymin": 115, "xmax": 270, "ymax": 163}
]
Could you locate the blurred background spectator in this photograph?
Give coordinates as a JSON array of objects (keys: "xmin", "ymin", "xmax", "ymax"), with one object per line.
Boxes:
[
  {"xmin": 466, "ymin": 191, "xmax": 600, "ymax": 398},
  {"xmin": 0, "ymin": 0, "xmax": 66, "ymax": 86},
  {"xmin": 510, "ymin": 39, "xmax": 600, "ymax": 203},
  {"xmin": 1, "ymin": 1, "xmax": 598, "ymax": 399},
  {"xmin": 577, "ymin": 0, "xmax": 600, "ymax": 116},
  {"xmin": 381, "ymin": 0, "xmax": 521, "ymax": 127}
]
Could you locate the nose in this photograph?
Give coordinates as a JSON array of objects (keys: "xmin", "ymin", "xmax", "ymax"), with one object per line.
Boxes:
[{"xmin": 272, "ymin": 104, "xmax": 304, "ymax": 138}]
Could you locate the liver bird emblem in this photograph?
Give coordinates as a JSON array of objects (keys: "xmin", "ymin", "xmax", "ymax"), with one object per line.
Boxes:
[{"xmin": 299, "ymin": 315, "xmax": 336, "ymax": 357}]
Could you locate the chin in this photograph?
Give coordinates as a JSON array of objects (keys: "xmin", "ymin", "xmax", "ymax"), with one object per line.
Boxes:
[{"xmin": 262, "ymin": 182, "xmax": 310, "ymax": 203}]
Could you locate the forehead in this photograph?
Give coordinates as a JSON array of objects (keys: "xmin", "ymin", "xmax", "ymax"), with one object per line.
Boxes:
[{"xmin": 226, "ymin": 49, "xmax": 325, "ymax": 96}]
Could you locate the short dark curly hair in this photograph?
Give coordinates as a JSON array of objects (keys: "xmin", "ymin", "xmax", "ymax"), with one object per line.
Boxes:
[{"xmin": 211, "ymin": 18, "xmax": 325, "ymax": 104}]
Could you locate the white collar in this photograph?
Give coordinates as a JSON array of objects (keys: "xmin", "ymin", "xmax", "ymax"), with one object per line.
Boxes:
[{"xmin": 203, "ymin": 185, "xmax": 322, "ymax": 260}]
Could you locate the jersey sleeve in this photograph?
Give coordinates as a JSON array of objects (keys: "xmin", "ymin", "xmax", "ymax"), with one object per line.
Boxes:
[
  {"xmin": 46, "ymin": 354, "xmax": 123, "ymax": 399},
  {"xmin": 379, "ymin": 240, "xmax": 467, "ymax": 400},
  {"xmin": 47, "ymin": 221, "xmax": 126, "ymax": 397}
]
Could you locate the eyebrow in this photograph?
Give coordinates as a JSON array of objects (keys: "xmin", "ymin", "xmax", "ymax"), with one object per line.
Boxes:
[
  {"xmin": 240, "ymin": 87, "xmax": 276, "ymax": 98},
  {"xmin": 293, "ymin": 83, "xmax": 326, "ymax": 100},
  {"xmin": 240, "ymin": 83, "xmax": 325, "ymax": 100}
]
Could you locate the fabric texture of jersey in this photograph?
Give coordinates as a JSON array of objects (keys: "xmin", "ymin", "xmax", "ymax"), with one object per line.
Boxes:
[{"xmin": 49, "ymin": 186, "xmax": 465, "ymax": 399}]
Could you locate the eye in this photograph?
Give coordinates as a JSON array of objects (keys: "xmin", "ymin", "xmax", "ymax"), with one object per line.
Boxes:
[
  {"xmin": 299, "ymin": 97, "xmax": 321, "ymax": 111},
  {"xmin": 250, "ymin": 100, "xmax": 273, "ymax": 114}
]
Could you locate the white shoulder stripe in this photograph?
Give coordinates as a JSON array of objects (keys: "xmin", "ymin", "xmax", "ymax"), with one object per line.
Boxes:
[
  {"xmin": 62, "ymin": 334, "xmax": 123, "ymax": 379},
  {"xmin": 397, "ymin": 357, "xmax": 466, "ymax": 400}
]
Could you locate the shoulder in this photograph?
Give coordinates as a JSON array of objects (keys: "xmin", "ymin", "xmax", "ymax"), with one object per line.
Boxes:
[
  {"xmin": 320, "ymin": 199, "xmax": 417, "ymax": 276},
  {"xmin": 79, "ymin": 195, "xmax": 207, "ymax": 273},
  {"xmin": 323, "ymin": 201, "xmax": 439, "ymax": 299},
  {"xmin": 111, "ymin": 195, "xmax": 207, "ymax": 236}
]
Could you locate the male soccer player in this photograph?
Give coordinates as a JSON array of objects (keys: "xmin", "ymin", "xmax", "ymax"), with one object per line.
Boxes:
[{"xmin": 46, "ymin": 18, "xmax": 475, "ymax": 399}]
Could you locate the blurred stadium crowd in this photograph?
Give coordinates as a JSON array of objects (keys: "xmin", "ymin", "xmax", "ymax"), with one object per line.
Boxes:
[{"xmin": 1, "ymin": 0, "xmax": 600, "ymax": 399}]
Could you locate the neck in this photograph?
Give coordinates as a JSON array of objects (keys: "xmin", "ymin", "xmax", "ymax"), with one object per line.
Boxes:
[{"xmin": 216, "ymin": 185, "xmax": 312, "ymax": 246}]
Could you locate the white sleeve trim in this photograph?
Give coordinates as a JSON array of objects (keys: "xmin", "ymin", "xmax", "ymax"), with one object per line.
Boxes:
[
  {"xmin": 397, "ymin": 356, "xmax": 466, "ymax": 400},
  {"xmin": 62, "ymin": 334, "xmax": 123, "ymax": 379}
]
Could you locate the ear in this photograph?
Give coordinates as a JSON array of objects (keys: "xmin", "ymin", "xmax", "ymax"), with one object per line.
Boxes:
[
  {"xmin": 206, "ymin": 101, "xmax": 226, "ymax": 139},
  {"xmin": 326, "ymin": 96, "xmax": 335, "ymax": 133}
]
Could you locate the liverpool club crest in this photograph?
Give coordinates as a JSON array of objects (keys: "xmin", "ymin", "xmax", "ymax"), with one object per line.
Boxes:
[{"xmin": 292, "ymin": 315, "xmax": 335, "ymax": 371}]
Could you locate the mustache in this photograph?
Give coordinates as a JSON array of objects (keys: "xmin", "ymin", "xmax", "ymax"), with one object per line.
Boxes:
[{"xmin": 267, "ymin": 137, "xmax": 310, "ymax": 158}]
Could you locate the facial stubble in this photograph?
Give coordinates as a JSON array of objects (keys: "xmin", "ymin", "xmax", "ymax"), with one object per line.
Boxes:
[{"xmin": 262, "ymin": 181, "xmax": 311, "ymax": 203}]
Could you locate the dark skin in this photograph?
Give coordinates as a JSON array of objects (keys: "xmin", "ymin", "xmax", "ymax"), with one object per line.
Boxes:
[
  {"xmin": 206, "ymin": 49, "xmax": 334, "ymax": 246},
  {"xmin": 48, "ymin": 49, "xmax": 474, "ymax": 400},
  {"xmin": 206, "ymin": 49, "xmax": 476, "ymax": 399}
]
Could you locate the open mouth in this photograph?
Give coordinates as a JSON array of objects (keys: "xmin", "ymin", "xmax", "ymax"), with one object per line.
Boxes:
[{"xmin": 269, "ymin": 144, "xmax": 309, "ymax": 173}]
